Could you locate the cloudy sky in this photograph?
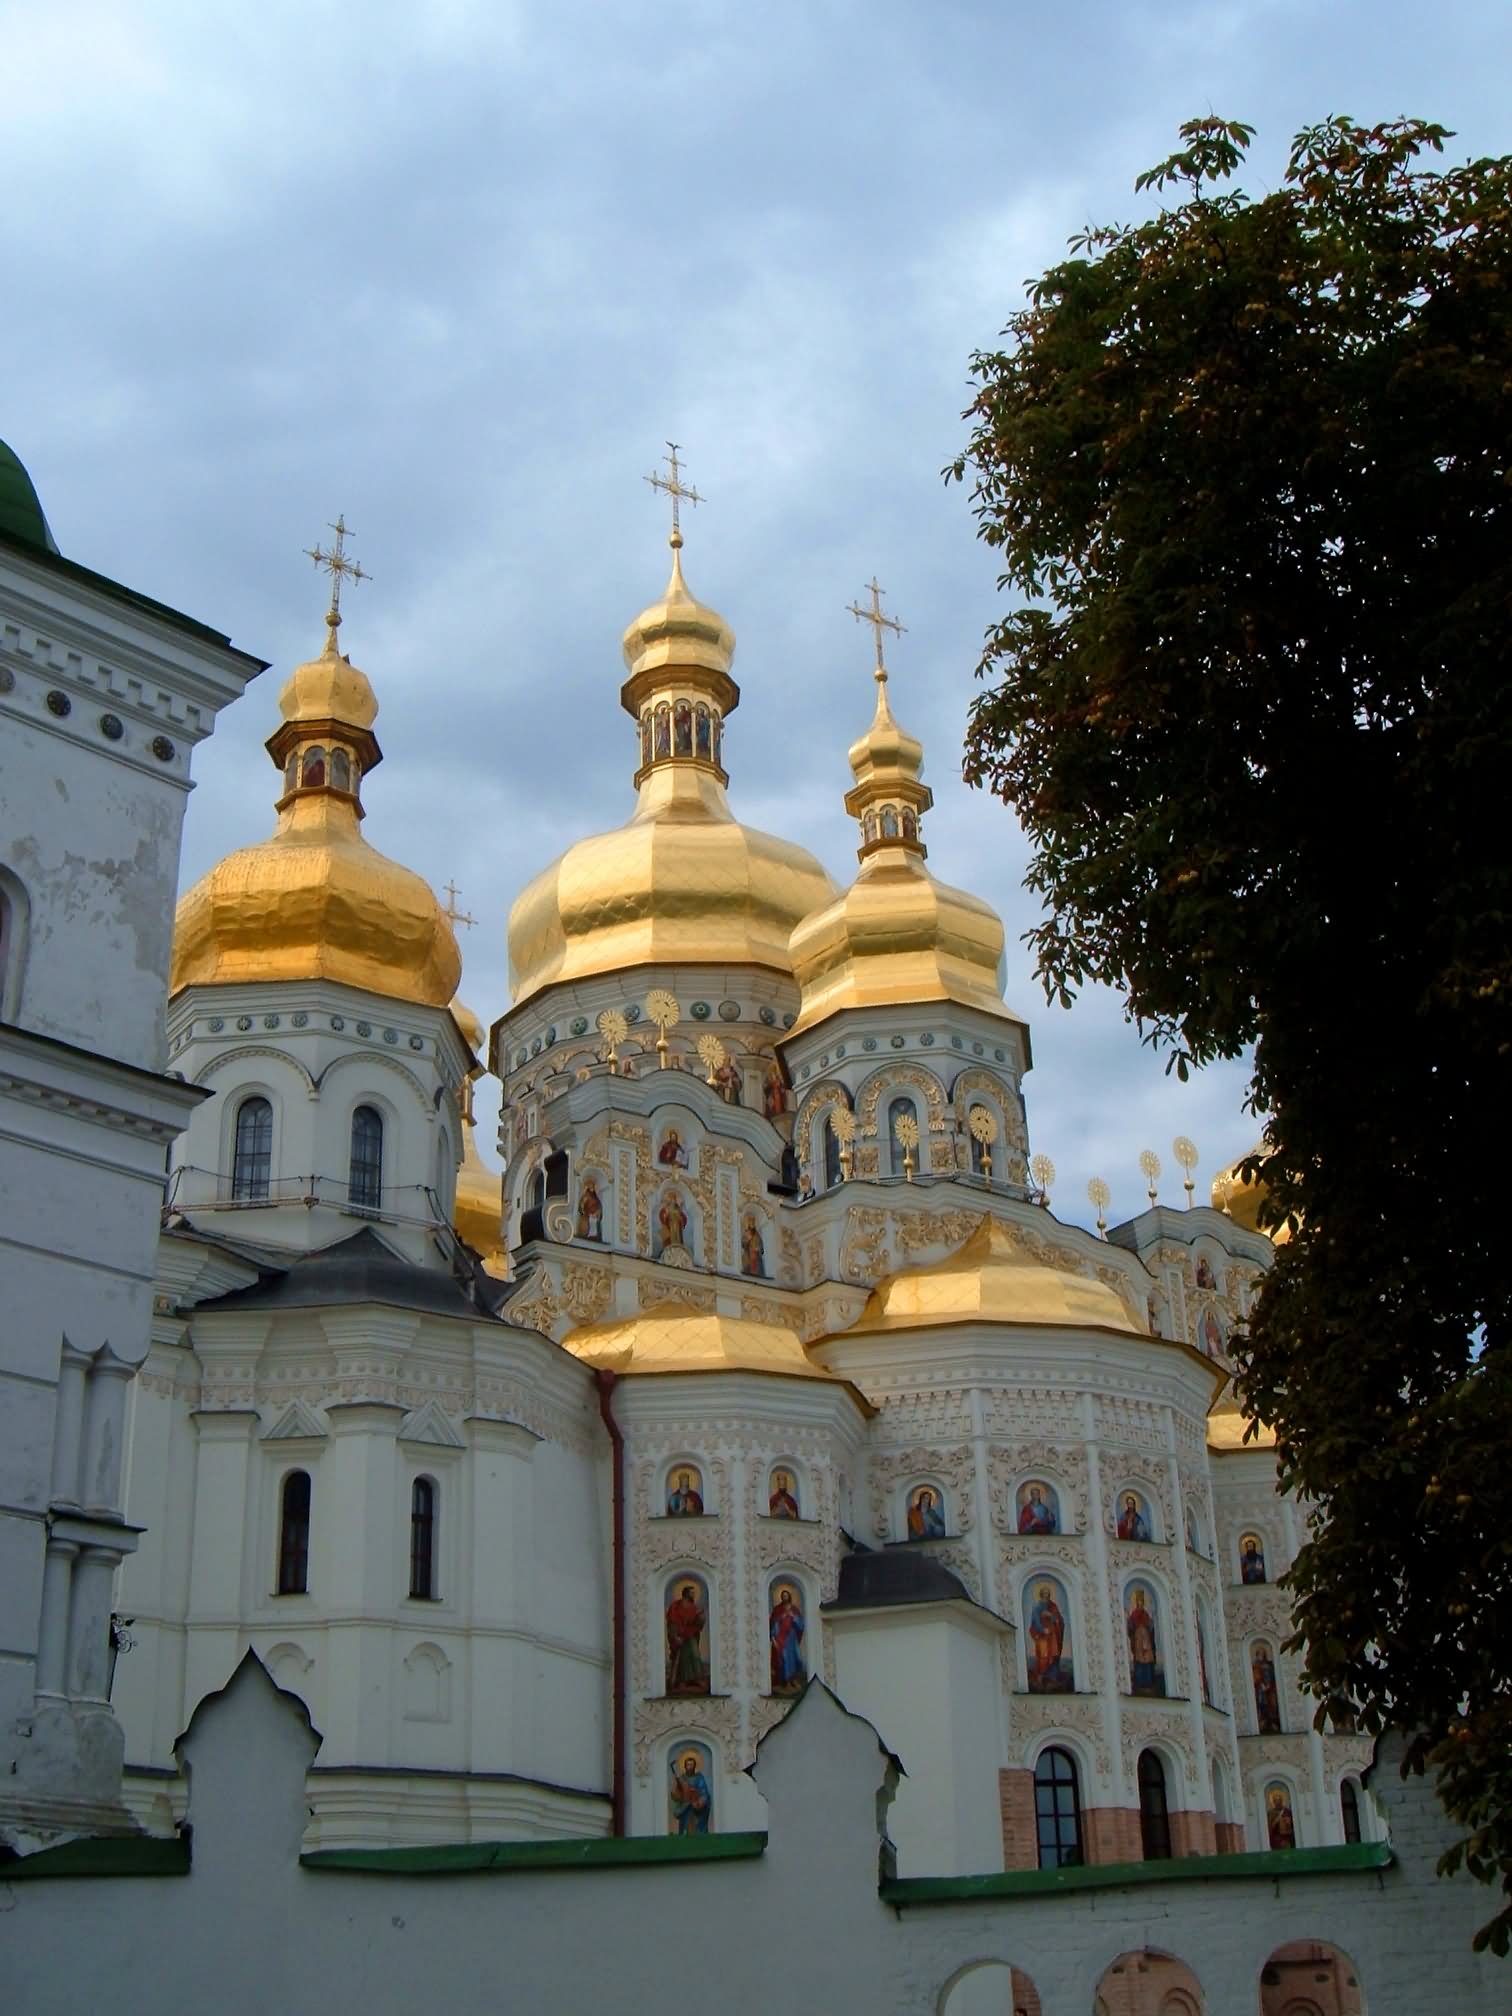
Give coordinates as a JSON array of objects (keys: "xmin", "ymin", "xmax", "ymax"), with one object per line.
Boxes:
[{"xmin": 7, "ymin": 0, "xmax": 1508, "ymax": 1227}]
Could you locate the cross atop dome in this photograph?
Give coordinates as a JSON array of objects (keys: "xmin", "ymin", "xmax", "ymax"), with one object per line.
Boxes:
[
  {"xmin": 644, "ymin": 441, "xmax": 704, "ymax": 550},
  {"xmin": 304, "ymin": 513, "xmax": 371, "ymax": 654},
  {"xmin": 846, "ymin": 576, "xmax": 907, "ymax": 684}
]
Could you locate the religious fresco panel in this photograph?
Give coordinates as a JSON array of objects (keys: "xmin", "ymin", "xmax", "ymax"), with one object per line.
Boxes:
[
  {"xmin": 668, "ymin": 1742, "xmax": 713, "ymax": 1835},
  {"xmin": 767, "ymin": 1466, "xmax": 800, "ymax": 1519},
  {"xmin": 664, "ymin": 1574, "xmax": 711, "ymax": 1695},
  {"xmin": 768, "ymin": 1577, "xmax": 806, "ymax": 1695},
  {"xmin": 1023, "ymin": 1573, "xmax": 1075, "ymax": 1693},
  {"xmin": 665, "ymin": 1465, "xmax": 705, "ymax": 1517},
  {"xmin": 1124, "ymin": 1579, "xmax": 1166, "ymax": 1697},
  {"xmin": 1115, "ymin": 1488, "xmax": 1154, "ymax": 1542},
  {"xmin": 906, "ymin": 1483, "xmax": 947, "ymax": 1539},
  {"xmin": 1016, "ymin": 1479, "xmax": 1060, "ymax": 1535},
  {"xmin": 1265, "ymin": 1779, "xmax": 1297, "ymax": 1850}
]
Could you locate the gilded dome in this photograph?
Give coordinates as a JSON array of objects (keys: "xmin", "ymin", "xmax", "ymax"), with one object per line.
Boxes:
[
  {"xmin": 1212, "ymin": 1146, "xmax": 1291, "ymax": 1243},
  {"xmin": 787, "ymin": 666, "xmax": 1024, "ymax": 1041},
  {"xmin": 171, "ymin": 634, "xmax": 461, "ymax": 1008},
  {"xmin": 507, "ymin": 542, "xmax": 838, "ymax": 1005},
  {"xmin": 561, "ymin": 1302, "xmax": 845, "ymax": 1383},
  {"xmin": 843, "ymin": 1216, "xmax": 1144, "ymax": 1336}
]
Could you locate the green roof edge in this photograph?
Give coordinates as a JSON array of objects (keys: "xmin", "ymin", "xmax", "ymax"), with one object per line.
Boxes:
[
  {"xmin": 300, "ymin": 1828, "xmax": 770, "ymax": 1875},
  {"xmin": 1, "ymin": 1833, "xmax": 191, "ymax": 1880},
  {"xmin": 881, "ymin": 1838, "xmax": 1393, "ymax": 1906}
]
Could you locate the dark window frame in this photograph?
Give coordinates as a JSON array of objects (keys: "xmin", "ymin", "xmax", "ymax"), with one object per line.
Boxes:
[
  {"xmin": 232, "ymin": 1096, "xmax": 273, "ymax": 1202},
  {"xmin": 1137, "ymin": 1748, "xmax": 1173, "ymax": 1860},
  {"xmin": 409, "ymin": 1476, "xmax": 438, "ymax": 1600},
  {"xmin": 349, "ymin": 1104, "xmax": 384, "ymax": 1211},
  {"xmin": 277, "ymin": 1470, "xmax": 311, "ymax": 1595},
  {"xmin": 1340, "ymin": 1776, "xmax": 1362, "ymax": 1844},
  {"xmin": 1033, "ymin": 1744, "xmax": 1084, "ymax": 1869}
]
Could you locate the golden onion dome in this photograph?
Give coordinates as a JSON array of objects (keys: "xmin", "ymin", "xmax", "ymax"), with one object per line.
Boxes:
[
  {"xmin": 560, "ymin": 1301, "xmax": 845, "ymax": 1383},
  {"xmin": 449, "ymin": 995, "xmax": 507, "ymax": 1278},
  {"xmin": 507, "ymin": 536, "xmax": 838, "ymax": 1005},
  {"xmin": 1207, "ymin": 1383, "xmax": 1278, "ymax": 1451},
  {"xmin": 842, "ymin": 1216, "xmax": 1144, "ymax": 1336},
  {"xmin": 171, "ymin": 626, "xmax": 461, "ymax": 1008},
  {"xmin": 1212, "ymin": 1146, "xmax": 1291, "ymax": 1243},
  {"xmin": 787, "ymin": 664, "xmax": 1025, "ymax": 1041}
]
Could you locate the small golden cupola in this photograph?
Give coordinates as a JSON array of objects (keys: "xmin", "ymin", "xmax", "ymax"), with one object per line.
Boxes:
[
  {"xmin": 171, "ymin": 520, "xmax": 461, "ymax": 1007},
  {"xmin": 449, "ymin": 996, "xmax": 507, "ymax": 1278},
  {"xmin": 507, "ymin": 450, "xmax": 837, "ymax": 1005},
  {"xmin": 786, "ymin": 581, "xmax": 1024, "ymax": 1041}
]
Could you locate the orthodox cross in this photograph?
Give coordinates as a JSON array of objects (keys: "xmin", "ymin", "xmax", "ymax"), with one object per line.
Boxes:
[
  {"xmin": 644, "ymin": 441, "xmax": 704, "ymax": 544},
  {"xmin": 846, "ymin": 577, "xmax": 906, "ymax": 680},
  {"xmin": 304, "ymin": 514, "xmax": 370, "ymax": 649},
  {"xmin": 442, "ymin": 880, "xmax": 476, "ymax": 932}
]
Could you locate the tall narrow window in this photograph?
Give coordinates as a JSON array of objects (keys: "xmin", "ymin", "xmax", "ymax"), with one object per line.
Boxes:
[
  {"xmin": 232, "ymin": 1096, "xmax": 273, "ymax": 1201},
  {"xmin": 410, "ymin": 1477, "xmax": 437, "ymax": 1600},
  {"xmin": 1340, "ymin": 1776, "xmax": 1362, "ymax": 1844},
  {"xmin": 277, "ymin": 1470, "xmax": 311, "ymax": 1594},
  {"xmin": 349, "ymin": 1105, "xmax": 383, "ymax": 1211},
  {"xmin": 1034, "ymin": 1746, "xmax": 1084, "ymax": 1869},
  {"xmin": 1137, "ymin": 1748, "xmax": 1172, "ymax": 1860}
]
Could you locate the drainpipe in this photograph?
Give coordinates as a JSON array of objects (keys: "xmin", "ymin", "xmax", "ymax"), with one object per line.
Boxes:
[{"xmin": 596, "ymin": 1369, "xmax": 627, "ymax": 1836}]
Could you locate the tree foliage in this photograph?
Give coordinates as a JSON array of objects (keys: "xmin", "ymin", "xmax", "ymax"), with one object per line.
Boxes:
[{"xmin": 951, "ymin": 116, "xmax": 1512, "ymax": 1948}]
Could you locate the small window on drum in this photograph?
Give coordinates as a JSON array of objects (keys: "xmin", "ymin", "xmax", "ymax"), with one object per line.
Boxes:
[
  {"xmin": 1137, "ymin": 1749, "xmax": 1172, "ymax": 1860},
  {"xmin": 1340, "ymin": 1776, "xmax": 1362, "ymax": 1844},
  {"xmin": 232, "ymin": 1097, "xmax": 273, "ymax": 1201},
  {"xmin": 349, "ymin": 1105, "xmax": 383, "ymax": 1212}
]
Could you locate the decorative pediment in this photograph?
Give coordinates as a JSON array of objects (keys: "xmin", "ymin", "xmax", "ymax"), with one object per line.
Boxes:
[
  {"xmin": 397, "ymin": 1397, "xmax": 466, "ymax": 1449},
  {"xmin": 261, "ymin": 1398, "xmax": 327, "ymax": 1442}
]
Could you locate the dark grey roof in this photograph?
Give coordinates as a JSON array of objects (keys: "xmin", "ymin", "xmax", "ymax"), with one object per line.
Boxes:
[
  {"xmin": 201, "ymin": 1226, "xmax": 500, "ymax": 1320},
  {"xmin": 822, "ymin": 1545, "xmax": 975, "ymax": 1613}
]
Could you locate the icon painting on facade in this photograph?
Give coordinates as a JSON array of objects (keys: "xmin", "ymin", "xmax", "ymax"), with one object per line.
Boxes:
[
  {"xmin": 668, "ymin": 1744, "xmax": 712, "ymax": 1834},
  {"xmin": 1125, "ymin": 1582, "xmax": 1165, "ymax": 1696},
  {"xmin": 657, "ymin": 1128, "xmax": 689, "ymax": 1168},
  {"xmin": 1023, "ymin": 1575, "xmax": 1074, "ymax": 1693},
  {"xmin": 740, "ymin": 1213, "xmax": 765, "ymax": 1277},
  {"xmin": 666, "ymin": 1466, "xmax": 704, "ymax": 1517},
  {"xmin": 575, "ymin": 1176, "xmax": 604, "ymax": 1241},
  {"xmin": 1116, "ymin": 1489, "xmax": 1152, "ymax": 1541},
  {"xmin": 769, "ymin": 1579, "xmax": 806, "ymax": 1695},
  {"xmin": 1202, "ymin": 1307, "xmax": 1225, "ymax": 1357},
  {"xmin": 657, "ymin": 1187, "xmax": 691, "ymax": 1257},
  {"xmin": 1265, "ymin": 1780, "xmax": 1297, "ymax": 1850},
  {"xmin": 664, "ymin": 1575, "xmax": 710, "ymax": 1694},
  {"xmin": 1252, "ymin": 1639, "xmax": 1282, "ymax": 1733},
  {"xmin": 1240, "ymin": 1531, "xmax": 1267, "ymax": 1583},
  {"xmin": 768, "ymin": 1468, "xmax": 799, "ymax": 1519},
  {"xmin": 1016, "ymin": 1480, "xmax": 1059, "ymax": 1534},
  {"xmin": 906, "ymin": 1484, "xmax": 946, "ymax": 1539},
  {"xmin": 1195, "ymin": 1254, "xmax": 1216, "ymax": 1289}
]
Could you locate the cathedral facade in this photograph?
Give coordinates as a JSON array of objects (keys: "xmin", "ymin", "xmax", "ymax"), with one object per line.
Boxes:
[{"xmin": 113, "ymin": 513, "xmax": 1375, "ymax": 1881}]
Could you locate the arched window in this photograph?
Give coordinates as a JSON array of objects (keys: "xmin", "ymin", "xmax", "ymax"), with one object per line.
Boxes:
[
  {"xmin": 232, "ymin": 1096, "xmax": 273, "ymax": 1201},
  {"xmin": 277, "ymin": 1470, "xmax": 311, "ymax": 1594},
  {"xmin": 1340, "ymin": 1776, "xmax": 1362, "ymax": 1844},
  {"xmin": 544, "ymin": 1147, "xmax": 570, "ymax": 1199},
  {"xmin": 887, "ymin": 1095, "xmax": 920, "ymax": 1175},
  {"xmin": 1034, "ymin": 1745, "xmax": 1084, "ymax": 1868},
  {"xmin": 409, "ymin": 1477, "xmax": 437, "ymax": 1599},
  {"xmin": 331, "ymin": 747, "xmax": 352, "ymax": 792},
  {"xmin": 823, "ymin": 1115, "xmax": 843, "ymax": 1190},
  {"xmin": 1137, "ymin": 1748, "xmax": 1172, "ymax": 1860},
  {"xmin": 349, "ymin": 1105, "xmax": 383, "ymax": 1211},
  {"xmin": 301, "ymin": 745, "xmax": 326, "ymax": 788}
]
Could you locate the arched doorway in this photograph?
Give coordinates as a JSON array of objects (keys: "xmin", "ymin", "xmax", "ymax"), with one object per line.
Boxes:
[
  {"xmin": 1092, "ymin": 1949, "xmax": 1204, "ymax": 2015},
  {"xmin": 938, "ymin": 1958, "xmax": 1042, "ymax": 2015},
  {"xmin": 1258, "ymin": 1941, "xmax": 1364, "ymax": 2015}
]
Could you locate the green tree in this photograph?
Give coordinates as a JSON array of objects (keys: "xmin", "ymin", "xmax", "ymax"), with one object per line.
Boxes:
[{"xmin": 950, "ymin": 115, "xmax": 1512, "ymax": 1948}]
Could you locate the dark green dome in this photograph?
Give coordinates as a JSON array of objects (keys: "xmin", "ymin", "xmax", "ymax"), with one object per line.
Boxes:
[{"xmin": 0, "ymin": 441, "xmax": 59, "ymax": 554}]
